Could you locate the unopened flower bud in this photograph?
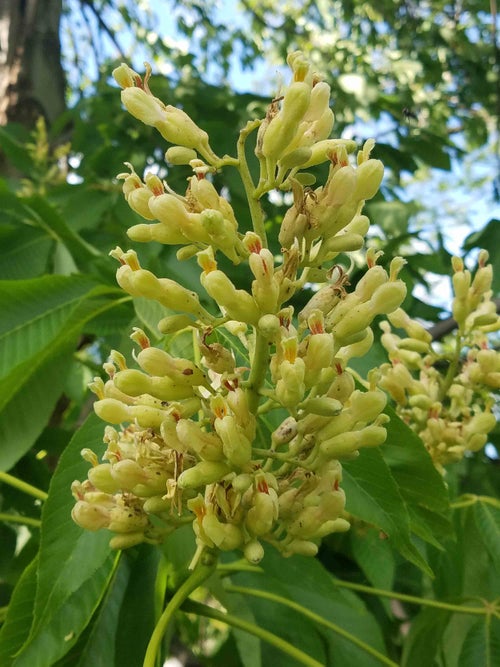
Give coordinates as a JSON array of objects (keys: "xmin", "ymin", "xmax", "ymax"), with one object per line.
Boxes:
[
  {"xmin": 177, "ymin": 460, "xmax": 232, "ymax": 488},
  {"xmin": 246, "ymin": 491, "xmax": 278, "ymax": 536},
  {"xmin": 370, "ymin": 281, "xmax": 407, "ymax": 315},
  {"xmin": 201, "ymin": 269, "xmax": 260, "ymax": 325},
  {"xmin": 88, "ymin": 463, "xmax": 122, "ymax": 494},
  {"xmin": 353, "ymin": 159, "xmax": 384, "ymax": 200},
  {"xmin": 72, "ymin": 501, "xmax": 110, "ymax": 531},
  {"xmin": 244, "ymin": 539, "xmax": 265, "ymax": 564},
  {"xmin": 215, "ymin": 415, "xmax": 252, "ymax": 467},
  {"xmin": 165, "ymin": 146, "xmax": 198, "ymax": 164},
  {"xmin": 110, "ymin": 459, "xmax": 149, "ymax": 490},
  {"xmin": 109, "ymin": 532, "xmax": 145, "ymax": 549},
  {"xmin": 300, "ymin": 396, "xmax": 343, "ymax": 416}
]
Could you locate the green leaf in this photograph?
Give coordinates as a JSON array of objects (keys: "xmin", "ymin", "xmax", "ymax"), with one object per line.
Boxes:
[
  {"xmin": 13, "ymin": 558, "xmax": 116, "ymax": 667},
  {"xmin": 0, "ymin": 558, "xmax": 38, "ymax": 666},
  {"xmin": 236, "ymin": 549, "xmax": 388, "ymax": 667},
  {"xmin": 114, "ymin": 546, "xmax": 160, "ymax": 667},
  {"xmin": 0, "ymin": 225, "xmax": 53, "ymax": 279},
  {"xmin": 31, "ymin": 413, "xmax": 115, "ymax": 634},
  {"xmin": 0, "ymin": 276, "xmax": 121, "ymax": 470},
  {"xmin": 473, "ymin": 502, "xmax": 500, "ymax": 570},
  {"xmin": 458, "ymin": 617, "xmax": 500, "ymax": 667},
  {"xmin": 0, "ymin": 126, "xmax": 33, "ymax": 173},
  {"xmin": 208, "ymin": 570, "xmax": 261, "ymax": 667},
  {"xmin": 12, "ymin": 413, "xmax": 117, "ymax": 666},
  {"xmin": 402, "ymin": 607, "xmax": 451, "ymax": 667},
  {"xmin": 343, "ymin": 448, "xmax": 432, "ymax": 575},
  {"xmin": 381, "ymin": 405, "xmax": 451, "ymax": 543},
  {"xmin": 350, "ymin": 526, "xmax": 395, "ymax": 594},
  {"xmin": 59, "ymin": 555, "xmax": 132, "ymax": 667}
]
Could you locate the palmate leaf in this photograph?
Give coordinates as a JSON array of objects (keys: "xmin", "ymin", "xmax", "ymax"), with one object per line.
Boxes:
[
  {"xmin": 458, "ymin": 617, "xmax": 500, "ymax": 667},
  {"xmin": 381, "ymin": 405, "xmax": 451, "ymax": 541},
  {"xmin": 343, "ymin": 448, "xmax": 432, "ymax": 575},
  {"xmin": 228, "ymin": 548, "xmax": 388, "ymax": 667},
  {"xmin": 12, "ymin": 413, "xmax": 117, "ymax": 666},
  {"xmin": 0, "ymin": 558, "xmax": 38, "ymax": 665},
  {"xmin": 0, "ymin": 275, "xmax": 123, "ymax": 471}
]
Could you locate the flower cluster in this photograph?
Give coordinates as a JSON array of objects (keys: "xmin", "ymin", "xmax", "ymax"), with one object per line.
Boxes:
[
  {"xmin": 72, "ymin": 53, "xmax": 408, "ymax": 564},
  {"xmin": 378, "ymin": 250, "xmax": 499, "ymax": 472}
]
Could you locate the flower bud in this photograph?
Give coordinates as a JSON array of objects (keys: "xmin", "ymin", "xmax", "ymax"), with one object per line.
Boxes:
[
  {"xmin": 177, "ymin": 460, "xmax": 232, "ymax": 489},
  {"xmin": 157, "ymin": 314, "xmax": 196, "ymax": 334},
  {"xmin": 300, "ymin": 396, "xmax": 343, "ymax": 416},
  {"xmin": 275, "ymin": 358, "xmax": 306, "ymax": 408},
  {"xmin": 176, "ymin": 419, "xmax": 225, "ymax": 461},
  {"xmin": 370, "ymin": 281, "xmax": 407, "ymax": 315},
  {"xmin": 202, "ymin": 514, "xmax": 243, "ymax": 550},
  {"xmin": 283, "ymin": 540, "xmax": 318, "ymax": 557},
  {"xmin": 201, "ymin": 269, "xmax": 260, "ymax": 325},
  {"xmin": 127, "ymin": 222, "xmax": 188, "ymax": 245},
  {"xmin": 244, "ymin": 539, "xmax": 265, "ymax": 564},
  {"xmin": 88, "ymin": 463, "xmax": 122, "ymax": 494},
  {"xmin": 110, "ymin": 459, "xmax": 148, "ymax": 490},
  {"xmin": 215, "ymin": 415, "xmax": 252, "ymax": 467},
  {"xmin": 109, "ymin": 532, "xmax": 145, "ymax": 549},
  {"xmin": 246, "ymin": 491, "xmax": 278, "ymax": 536},
  {"xmin": 261, "ymin": 82, "xmax": 311, "ymax": 160},
  {"xmin": 348, "ymin": 390, "xmax": 387, "ymax": 423},
  {"xmin": 108, "ymin": 505, "xmax": 149, "ymax": 533},
  {"xmin": 353, "ymin": 159, "xmax": 384, "ymax": 200},
  {"xmin": 165, "ymin": 146, "xmax": 198, "ymax": 164},
  {"xmin": 72, "ymin": 501, "xmax": 110, "ymax": 530},
  {"xmin": 324, "ymin": 165, "xmax": 357, "ymax": 207},
  {"xmin": 114, "ymin": 369, "xmax": 195, "ymax": 401},
  {"xmin": 121, "ymin": 87, "xmax": 166, "ymax": 126},
  {"xmin": 94, "ymin": 398, "xmax": 130, "ymax": 424}
]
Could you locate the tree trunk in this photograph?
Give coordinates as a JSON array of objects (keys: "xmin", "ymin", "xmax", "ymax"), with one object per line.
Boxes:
[{"xmin": 0, "ymin": 0, "xmax": 66, "ymax": 127}]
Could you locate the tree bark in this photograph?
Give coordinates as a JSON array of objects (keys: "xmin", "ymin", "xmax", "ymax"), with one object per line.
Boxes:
[{"xmin": 0, "ymin": 0, "xmax": 66, "ymax": 127}]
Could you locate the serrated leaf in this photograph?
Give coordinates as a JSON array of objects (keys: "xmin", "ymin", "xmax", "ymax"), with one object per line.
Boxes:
[
  {"xmin": 402, "ymin": 607, "xmax": 451, "ymax": 667},
  {"xmin": 234, "ymin": 549, "xmax": 388, "ymax": 667},
  {"xmin": 22, "ymin": 196, "xmax": 101, "ymax": 266},
  {"xmin": 30, "ymin": 413, "xmax": 115, "ymax": 636},
  {"xmin": 381, "ymin": 405, "xmax": 451, "ymax": 548},
  {"xmin": 73, "ymin": 556, "xmax": 132, "ymax": 667},
  {"xmin": 458, "ymin": 617, "xmax": 500, "ymax": 667},
  {"xmin": 343, "ymin": 448, "xmax": 432, "ymax": 574},
  {"xmin": 0, "ymin": 276, "xmax": 123, "ymax": 470},
  {"xmin": 114, "ymin": 546, "xmax": 160, "ymax": 667},
  {"xmin": 0, "ymin": 126, "xmax": 33, "ymax": 173},
  {"xmin": 0, "ymin": 225, "xmax": 53, "ymax": 279},
  {"xmin": 208, "ymin": 572, "xmax": 261, "ymax": 667},
  {"xmin": 0, "ymin": 558, "xmax": 38, "ymax": 666},
  {"xmin": 13, "ymin": 557, "xmax": 116, "ymax": 667},
  {"xmin": 473, "ymin": 502, "xmax": 500, "ymax": 570},
  {"xmin": 10, "ymin": 414, "xmax": 117, "ymax": 665}
]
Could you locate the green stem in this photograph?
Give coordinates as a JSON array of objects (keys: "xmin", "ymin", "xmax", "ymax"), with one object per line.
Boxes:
[
  {"xmin": 438, "ymin": 330, "xmax": 462, "ymax": 401},
  {"xmin": 246, "ymin": 331, "xmax": 271, "ymax": 414},
  {"xmin": 0, "ymin": 472, "xmax": 48, "ymax": 501},
  {"xmin": 182, "ymin": 599, "xmax": 324, "ymax": 667},
  {"xmin": 237, "ymin": 120, "xmax": 268, "ymax": 246},
  {"xmin": 0, "ymin": 513, "xmax": 41, "ymax": 528},
  {"xmin": 333, "ymin": 580, "xmax": 489, "ymax": 615},
  {"xmin": 224, "ymin": 584, "xmax": 398, "ymax": 667},
  {"xmin": 451, "ymin": 494, "xmax": 500, "ymax": 510},
  {"xmin": 217, "ymin": 560, "xmax": 264, "ymax": 575},
  {"xmin": 143, "ymin": 550, "xmax": 218, "ymax": 667}
]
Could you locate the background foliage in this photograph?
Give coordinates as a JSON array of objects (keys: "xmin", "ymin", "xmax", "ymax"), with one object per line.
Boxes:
[{"xmin": 0, "ymin": 1, "xmax": 499, "ymax": 665}]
